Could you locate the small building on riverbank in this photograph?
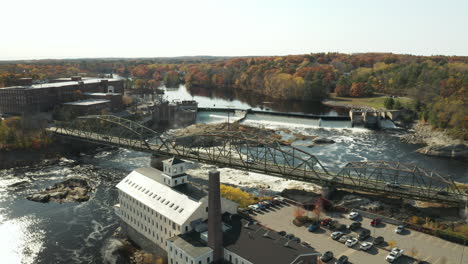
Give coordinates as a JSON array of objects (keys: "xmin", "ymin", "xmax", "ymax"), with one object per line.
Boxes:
[{"xmin": 152, "ymin": 100, "xmax": 197, "ymax": 128}]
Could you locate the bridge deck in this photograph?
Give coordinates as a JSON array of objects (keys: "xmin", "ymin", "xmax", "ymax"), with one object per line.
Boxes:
[{"xmin": 47, "ymin": 126, "xmax": 467, "ymax": 205}]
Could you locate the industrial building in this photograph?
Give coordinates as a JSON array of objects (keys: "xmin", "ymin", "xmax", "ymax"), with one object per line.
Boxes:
[
  {"xmin": 0, "ymin": 77, "xmax": 124, "ymax": 115},
  {"xmin": 114, "ymin": 158, "xmax": 318, "ymax": 264},
  {"xmin": 152, "ymin": 100, "xmax": 198, "ymax": 128}
]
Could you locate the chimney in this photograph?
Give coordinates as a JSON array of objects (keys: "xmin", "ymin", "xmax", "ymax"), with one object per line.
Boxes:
[{"xmin": 208, "ymin": 170, "xmax": 223, "ymax": 263}]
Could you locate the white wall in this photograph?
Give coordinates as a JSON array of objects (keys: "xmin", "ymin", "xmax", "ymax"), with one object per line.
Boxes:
[
  {"xmin": 224, "ymin": 249, "xmax": 253, "ymax": 264},
  {"xmin": 163, "ymin": 162, "xmax": 186, "ymax": 177},
  {"xmin": 118, "ymin": 190, "xmax": 184, "ymax": 249}
]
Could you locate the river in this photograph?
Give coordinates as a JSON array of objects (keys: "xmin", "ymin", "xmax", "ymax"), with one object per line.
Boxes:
[{"xmin": 0, "ymin": 84, "xmax": 466, "ymax": 264}]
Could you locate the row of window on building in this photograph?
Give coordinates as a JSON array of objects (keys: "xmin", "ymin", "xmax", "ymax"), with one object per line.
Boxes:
[{"xmin": 124, "ymin": 178, "xmax": 185, "ymax": 213}]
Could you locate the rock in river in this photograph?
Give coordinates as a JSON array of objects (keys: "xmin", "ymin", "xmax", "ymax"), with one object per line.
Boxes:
[
  {"xmin": 312, "ymin": 137, "xmax": 335, "ymax": 144},
  {"xmin": 27, "ymin": 178, "xmax": 91, "ymax": 203},
  {"xmin": 416, "ymin": 144, "xmax": 468, "ymax": 161}
]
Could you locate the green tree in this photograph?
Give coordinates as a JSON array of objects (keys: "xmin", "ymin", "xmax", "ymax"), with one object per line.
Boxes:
[{"xmin": 384, "ymin": 97, "xmax": 394, "ymax": 109}]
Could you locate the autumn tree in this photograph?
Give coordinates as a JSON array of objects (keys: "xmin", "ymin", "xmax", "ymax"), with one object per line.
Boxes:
[
  {"xmin": 349, "ymin": 82, "xmax": 367, "ymax": 97},
  {"xmin": 293, "ymin": 206, "xmax": 306, "ymax": 219},
  {"xmin": 387, "ymin": 240, "xmax": 397, "ymax": 249},
  {"xmin": 122, "ymin": 95, "xmax": 133, "ymax": 106},
  {"xmin": 313, "ymin": 197, "xmax": 324, "ymax": 221},
  {"xmin": 335, "ymin": 75, "xmax": 351, "ymax": 96}
]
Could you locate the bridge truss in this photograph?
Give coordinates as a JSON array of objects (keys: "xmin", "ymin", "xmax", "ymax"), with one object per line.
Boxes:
[
  {"xmin": 335, "ymin": 161, "xmax": 465, "ymax": 203},
  {"xmin": 51, "ymin": 115, "xmax": 467, "ymax": 205}
]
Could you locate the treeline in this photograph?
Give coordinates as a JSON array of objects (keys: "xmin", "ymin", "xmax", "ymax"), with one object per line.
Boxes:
[
  {"xmin": 1, "ymin": 53, "xmax": 467, "ymax": 138},
  {"xmin": 0, "ymin": 117, "xmax": 51, "ymax": 150}
]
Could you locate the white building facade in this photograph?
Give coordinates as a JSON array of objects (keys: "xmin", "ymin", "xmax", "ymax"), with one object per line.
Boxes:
[{"xmin": 115, "ymin": 158, "xmax": 238, "ymax": 262}]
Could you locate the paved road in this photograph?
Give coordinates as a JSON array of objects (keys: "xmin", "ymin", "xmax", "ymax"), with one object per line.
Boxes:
[{"xmin": 252, "ymin": 203, "xmax": 467, "ymax": 264}]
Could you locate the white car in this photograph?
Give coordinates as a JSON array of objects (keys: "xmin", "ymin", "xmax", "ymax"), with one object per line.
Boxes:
[
  {"xmin": 360, "ymin": 241, "xmax": 372, "ymax": 251},
  {"xmin": 386, "ymin": 247, "xmax": 404, "ymax": 262},
  {"xmin": 248, "ymin": 204, "xmax": 261, "ymax": 212},
  {"xmin": 395, "ymin": 225, "xmax": 405, "ymax": 234},
  {"xmin": 348, "ymin": 211, "xmax": 359, "ymax": 219},
  {"xmin": 331, "ymin": 231, "xmax": 344, "ymax": 240},
  {"xmin": 345, "ymin": 237, "xmax": 358, "ymax": 247},
  {"xmin": 273, "ymin": 196, "xmax": 285, "ymax": 202}
]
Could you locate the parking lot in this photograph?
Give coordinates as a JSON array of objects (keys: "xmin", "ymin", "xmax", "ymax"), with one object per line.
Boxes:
[{"xmin": 251, "ymin": 201, "xmax": 466, "ymax": 264}]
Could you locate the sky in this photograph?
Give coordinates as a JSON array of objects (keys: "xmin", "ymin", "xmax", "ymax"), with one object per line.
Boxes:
[{"xmin": 1, "ymin": 0, "xmax": 467, "ymax": 60}]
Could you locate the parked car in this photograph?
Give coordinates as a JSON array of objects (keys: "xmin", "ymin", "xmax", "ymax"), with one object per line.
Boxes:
[
  {"xmin": 246, "ymin": 158, "xmax": 255, "ymax": 164},
  {"xmin": 345, "ymin": 237, "xmax": 358, "ymax": 247},
  {"xmin": 307, "ymin": 223, "xmax": 319, "ymax": 232},
  {"xmin": 348, "ymin": 211, "xmax": 359, "ymax": 219},
  {"xmin": 395, "ymin": 225, "xmax": 405, "ymax": 234},
  {"xmin": 331, "ymin": 231, "xmax": 344, "ymax": 240},
  {"xmin": 437, "ymin": 191, "xmax": 449, "ymax": 196},
  {"xmin": 248, "ymin": 204, "xmax": 261, "ymax": 212},
  {"xmin": 320, "ymin": 251, "xmax": 334, "ymax": 262},
  {"xmin": 270, "ymin": 199, "xmax": 281, "ymax": 206},
  {"xmin": 373, "ymin": 236, "xmax": 384, "ymax": 245},
  {"xmin": 360, "ymin": 241, "xmax": 373, "ymax": 251},
  {"xmin": 337, "ymin": 255, "xmax": 349, "ymax": 264},
  {"xmin": 349, "ymin": 222, "xmax": 362, "ymax": 231},
  {"xmin": 273, "ymin": 196, "xmax": 285, "ymax": 203},
  {"xmin": 386, "ymin": 247, "xmax": 404, "ymax": 262},
  {"xmin": 358, "ymin": 229, "xmax": 370, "ymax": 241},
  {"xmin": 257, "ymin": 203, "xmax": 266, "ymax": 210},
  {"xmin": 291, "ymin": 237, "xmax": 301, "ymax": 243},
  {"xmin": 337, "ymin": 224, "xmax": 347, "ymax": 231},
  {"xmin": 370, "ymin": 218, "xmax": 381, "ymax": 227},
  {"xmin": 338, "ymin": 235, "xmax": 351, "ymax": 243},
  {"xmin": 285, "ymin": 233, "xmax": 295, "ymax": 239},
  {"xmin": 301, "ymin": 241, "xmax": 310, "ymax": 247},
  {"xmin": 277, "ymin": 231, "xmax": 286, "ymax": 236},
  {"xmin": 321, "ymin": 218, "xmax": 332, "ymax": 226},
  {"xmin": 328, "ymin": 220, "xmax": 339, "ymax": 230},
  {"xmin": 386, "ymin": 181, "xmax": 401, "ymax": 188}
]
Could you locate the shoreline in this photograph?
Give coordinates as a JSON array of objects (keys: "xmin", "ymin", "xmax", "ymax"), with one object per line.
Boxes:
[
  {"xmin": 401, "ymin": 121, "xmax": 468, "ymax": 161},
  {"xmin": 322, "ymin": 99, "xmax": 376, "ymax": 110}
]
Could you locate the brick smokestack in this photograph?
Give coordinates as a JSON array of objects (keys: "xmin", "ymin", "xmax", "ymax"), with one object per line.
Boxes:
[{"xmin": 208, "ymin": 170, "xmax": 223, "ymax": 263}]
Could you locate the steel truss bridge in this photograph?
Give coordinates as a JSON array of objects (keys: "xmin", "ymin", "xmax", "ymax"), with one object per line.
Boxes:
[{"xmin": 48, "ymin": 115, "xmax": 467, "ymax": 205}]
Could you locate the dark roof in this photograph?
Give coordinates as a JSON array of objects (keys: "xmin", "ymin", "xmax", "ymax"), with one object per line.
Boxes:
[
  {"xmin": 167, "ymin": 232, "xmax": 212, "ymax": 258},
  {"xmin": 134, "ymin": 167, "xmax": 206, "ymax": 201},
  {"xmin": 223, "ymin": 216, "xmax": 318, "ymax": 264},
  {"xmin": 173, "ymin": 183, "xmax": 207, "ymax": 201},
  {"xmin": 166, "ymin": 157, "xmax": 185, "ymax": 165}
]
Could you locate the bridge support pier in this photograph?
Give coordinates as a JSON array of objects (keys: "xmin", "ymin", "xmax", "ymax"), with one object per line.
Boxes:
[
  {"xmin": 460, "ymin": 198, "xmax": 468, "ymax": 222},
  {"xmin": 320, "ymin": 186, "xmax": 335, "ymax": 199}
]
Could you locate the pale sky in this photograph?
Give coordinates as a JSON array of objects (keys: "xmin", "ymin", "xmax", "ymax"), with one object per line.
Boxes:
[{"xmin": 1, "ymin": 0, "xmax": 467, "ymax": 60}]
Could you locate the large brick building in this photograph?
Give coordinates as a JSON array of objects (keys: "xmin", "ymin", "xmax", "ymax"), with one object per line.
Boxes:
[{"xmin": 0, "ymin": 77, "xmax": 124, "ymax": 115}]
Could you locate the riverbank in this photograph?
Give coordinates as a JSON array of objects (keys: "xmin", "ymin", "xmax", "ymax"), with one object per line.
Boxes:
[
  {"xmin": 322, "ymin": 94, "xmax": 412, "ymax": 110},
  {"xmin": 0, "ymin": 136, "xmax": 107, "ymax": 170},
  {"xmin": 401, "ymin": 121, "xmax": 468, "ymax": 161}
]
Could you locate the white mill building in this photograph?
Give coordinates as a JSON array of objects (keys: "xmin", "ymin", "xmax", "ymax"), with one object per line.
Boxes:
[
  {"xmin": 114, "ymin": 157, "xmax": 238, "ymax": 263},
  {"xmin": 115, "ymin": 157, "xmax": 319, "ymax": 264}
]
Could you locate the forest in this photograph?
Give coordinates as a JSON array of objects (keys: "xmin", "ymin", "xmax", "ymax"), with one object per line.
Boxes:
[{"xmin": 0, "ymin": 53, "xmax": 467, "ymax": 139}]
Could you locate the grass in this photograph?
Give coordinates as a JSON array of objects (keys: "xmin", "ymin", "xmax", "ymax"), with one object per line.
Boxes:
[{"xmin": 327, "ymin": 93, "xmax": 412, "ymax": 109}]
